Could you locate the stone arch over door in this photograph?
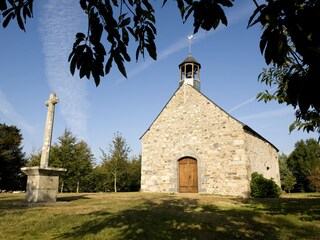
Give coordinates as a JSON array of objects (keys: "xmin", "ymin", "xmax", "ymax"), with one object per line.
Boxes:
[{"xmin": 178, "ymin": 157, "xmax": 198, "ymax": 193}]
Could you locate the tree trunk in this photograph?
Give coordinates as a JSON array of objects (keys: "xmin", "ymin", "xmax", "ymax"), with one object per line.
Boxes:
[
  {"xmin": 76, "ymin": 181, "xmax": 79, "ymax": 193},
  {"xmin": 114, "ymin": 173, "xmax": 117, "ymax": 193},
  {"xmin": 60, "ymin": 181, "xmax": 64, "ymax": 193}
]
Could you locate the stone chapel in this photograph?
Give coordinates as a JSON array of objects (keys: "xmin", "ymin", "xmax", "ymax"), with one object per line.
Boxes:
[{"xmin": 140, "ymin": 55, "xmax": 280, "ymax": 197}]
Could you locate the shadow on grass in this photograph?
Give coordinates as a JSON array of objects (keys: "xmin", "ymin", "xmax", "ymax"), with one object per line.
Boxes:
[
  {"xmin": 55, "ymin": 197, "xmax": 320, "ymax": 240},
  {"xmin": 239, "ymin": 197, "xmax": 320, "ymax": 221},
  {"xmin": 0, "ymin": 194, "xmax": 27, "ymax": 212},
  {"xmin": 0, "ymin": 193, "xmax": 90, "ymax": 213},
  {"xmin": 57, "ymin": 194, "xmax": 91, "ymax": 202}
]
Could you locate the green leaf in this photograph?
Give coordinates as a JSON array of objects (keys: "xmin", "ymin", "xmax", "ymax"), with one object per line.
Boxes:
[
  {"xmin": 76, "ymin": 32, "xmax": 86, "ymax": 39},
  {"xmin": 79, "ymin": 0, "xmax": 87, "ymax": 11},
  {"xmin": 289, "ymin": 122, "xmax": 297, "ymax": 132},
  {"xmin": 217, "ymin": 5, "xmax": 228, "ymax": 26},
  {"xmin": 146, "ymin": 43, "xmax": 157, "ymax": 60},
  {"xmin": 184, "ymin": 5, "xmax": 194, "ymax": 23},
  {"xmin": 16, "ymin": 11, "xmax": 25, "ymax": 31},
  {"xmin": 69, "ymin": 50, "xmax": 78, "ymax": 75},
  {"xmin": 135, "ymin": 45, "xmax": 141, "ymax": 62},
  {"xmin": 0, "ymin": 1, "xmax": 7, "ymax": 11},
  {"xmin": 2, "ymin": 7, "xmax": 14, "ymax": 17},
  {"xmin": 118, "ymin": 41, "xmax": 131, "ymax": 62},
  {"xmin": 122, "ymin": 28, "xmax": 129, "ymax": 45},
  {"xmin": 162, "ymin": 0, "xmax": 168, "ymax": 8},
  {"xmin": 105, "ymin": 55, "xmax": 113, "ymax": 75},
  {"xmin": 79, "ymin": 65, "xmax": 87, "ymax": 79},
  {"xmin": 28, "ymin": 0, "xmax": 33, "ymax": 16},
  {"xmin": 111, "ymin": 0, "xmax": 118, "ymax": 7},
  {"xmin": 92, "ymin": 71, "xmax": 101, "ymax": 86},
  {"xmin": 127, "ymin": 27, "xmax": 137, "ymax": 40},
  {"xmin": 142, "ymin": 0, "xmax": 154, "ymax": 12},
  {"xmin": 119, "ymin": 17, "xmax": 131, "ymax": 28},
  {"xmin": 247, "ymin": 4, "xmax": 266, "ymax": 28},
  {"xmin": 146, "ymin": 21, "xmax": 156, "ymax": 34},
  {"xmin": 3, "ymin": 12, "xmax": 14, "ymax": 28},
  {"xmin": 177, "ymin": 0, "xmax": 185, "ymax": 19},
  {"xmin": 22, "ymin": 5, "xmax": 30, "ymax": 20},
  {"xmin": 8, "ymin": 0, "xmax": 15, "ymax": 7},
  {"xmin": 219, "ymin": 0, "xmax": 234, "ymax": 7},
  {"xmin": 114, "ymin": 54, "xmax": 127, "ymax": 78}
]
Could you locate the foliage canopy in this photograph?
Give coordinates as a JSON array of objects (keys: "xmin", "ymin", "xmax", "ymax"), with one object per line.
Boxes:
[
  {"xmin": 287, "ymin": 138, "xmax": 320, "ymax": 192},
  {"xmin": 100, "ymin": 132, "xmax": 132, "ymax": 192},
  {"xmin": 50, "ymin": 129, "xmax": 95, "ymax": 193},
  {"xmin": 0, "ymin": 123, "xmax": 27, "ymax": 190}
]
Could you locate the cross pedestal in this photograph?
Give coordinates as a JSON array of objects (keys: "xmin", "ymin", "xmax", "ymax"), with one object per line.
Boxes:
[
  {"xmin": 21, "ymin": 167, "xmax": 66, "ymax": 202},
  {"xmin": 21, "ymin": 93, "xmax": 67, "ymax": 202}
]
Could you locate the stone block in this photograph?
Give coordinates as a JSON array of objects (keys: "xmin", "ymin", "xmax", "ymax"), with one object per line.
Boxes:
[{"xmin": 21, "ymin": 167, "xmax": 66, "ymax": 202}]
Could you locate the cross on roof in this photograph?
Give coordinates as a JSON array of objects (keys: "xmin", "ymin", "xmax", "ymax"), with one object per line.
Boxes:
[{"xmin": 188, "ymin": 35, "xmax": 193, "ymax": 55}]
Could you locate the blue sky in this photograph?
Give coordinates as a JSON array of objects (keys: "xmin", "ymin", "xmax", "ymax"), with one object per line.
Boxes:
[{"xmin": 1, "ymin": 0, "xmax": 318, "ymax": 163}]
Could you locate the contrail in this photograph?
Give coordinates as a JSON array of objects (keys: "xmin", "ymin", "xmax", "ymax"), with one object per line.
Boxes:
[
  {"xmin": 238, "ymin": 108, "xmax": 293, "ymax": 121},
  {"xmin": 39, "ymin": 0, "xmax": 89, "ymax": 139},
  {"xmin": 116, "ymin": 1, "xmax": 254, "ymax": 83},
  {"xmin": 228, "ymin": 97, "xmax": 256, "ymax": 113}
]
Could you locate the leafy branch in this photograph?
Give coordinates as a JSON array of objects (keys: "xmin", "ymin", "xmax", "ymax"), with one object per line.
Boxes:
[
  {"xmin": 250, "ymin": 0, "xmax": 320, "ymax": 136},
  {"xmin": 1, "ymin": 0, "xmax": 33, "ymax": 31}
]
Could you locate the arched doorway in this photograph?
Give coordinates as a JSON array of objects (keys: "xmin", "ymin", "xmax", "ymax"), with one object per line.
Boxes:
[{"xmin": 178, "ymin": 157, "xmax": 198, "ymax": 193}]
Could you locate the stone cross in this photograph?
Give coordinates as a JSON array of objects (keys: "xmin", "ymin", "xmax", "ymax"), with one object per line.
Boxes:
[{"xmin": 40, "ymin": 93, "xmax": 59, "ymax": 168}]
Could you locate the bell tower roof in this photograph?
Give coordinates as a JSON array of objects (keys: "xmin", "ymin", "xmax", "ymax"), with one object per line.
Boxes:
[
  {"xmin": 179, "ymin": 54, "xmax": 201, "ymax": 91},
  {"xmin": 179, "ymin": 54, "xmax": 201, "ymax": 69}
]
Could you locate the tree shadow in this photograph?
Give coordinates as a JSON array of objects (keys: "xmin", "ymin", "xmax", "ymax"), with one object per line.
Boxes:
[
  {"xmin": 0, "ymin": 193, "xmax": 90, "ymax": 214},
  {"xmin": 238, "ymin": 197, "xmax": 320, "ymax": 221},
  {"xmin": 54, "ymin": 196, "xmax": 320, "ymax": 240},
  {"xmin": 57, "ymin": 194, "xmax": 91, "ymax": 202}
]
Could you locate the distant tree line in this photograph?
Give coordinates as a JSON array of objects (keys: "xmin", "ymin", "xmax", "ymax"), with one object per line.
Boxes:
[
  {"xmin": 1, "ymin": 122, "xmax": 320, "ymax": 194},
  {"xmin": 279, "ymin": 139, "xmax": 320, "ymax": 193}
]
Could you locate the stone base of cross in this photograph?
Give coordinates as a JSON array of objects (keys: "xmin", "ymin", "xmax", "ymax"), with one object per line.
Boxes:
[{"xmin": 21, "ymin": 167, "xmax": 66, "ymax": 202}]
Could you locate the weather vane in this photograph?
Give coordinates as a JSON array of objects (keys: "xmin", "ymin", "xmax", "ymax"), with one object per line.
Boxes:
[{"xmin": 188, "ymin": 35, "xmax": 193, "ymax": 55}]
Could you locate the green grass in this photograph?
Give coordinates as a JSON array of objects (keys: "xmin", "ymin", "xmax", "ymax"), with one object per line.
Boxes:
[{"xmin": 0, "ymin": 192, "xmax": 319, "ymax": 240}]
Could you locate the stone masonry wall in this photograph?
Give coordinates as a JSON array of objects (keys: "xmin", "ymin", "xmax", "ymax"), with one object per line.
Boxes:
[
  {"xmin": 141, "ymin": 84, "xmax": 253, "ymax": 197},
  {"xmin": 245, "ymin": 131, "xmax": 280, "ymax": 186}
]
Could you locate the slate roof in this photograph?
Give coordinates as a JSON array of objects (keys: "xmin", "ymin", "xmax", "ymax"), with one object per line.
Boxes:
[{"xmin": 178, "ymin": 54, "xmax": 201, "ymax": 68}]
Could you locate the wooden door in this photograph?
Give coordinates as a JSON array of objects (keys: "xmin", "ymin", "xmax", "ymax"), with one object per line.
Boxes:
[{"xmin": 179, "ymin": 157, "xmax": 198, "ymax": 193}]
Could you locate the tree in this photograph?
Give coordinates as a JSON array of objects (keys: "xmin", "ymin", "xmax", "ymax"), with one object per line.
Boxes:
[
  {"xmin": 287, "ymin": 138, "xmax": 320, "ymax": 192},
  {"xmin": 279, "ymin": 152, "xmax": 296, "ymax": 193},
  {"xmin": 253, "ymin": 0, "xmax": 320, "ymax": 136},
  {"xmin": 100, "ymin": 132, "xmax": 131, "ymax": 192},
  {"xmin": 1, "ymin": 0, "xmax": 319, "ymax": 136},
  {"xmin": 0, "ymin": 123, "xmax": 27, "ymax": 191},
  {"xmin": 82, "ymin": 165, "xmax": 110, "ymax": 192},
  {"xmin": 50, "ymin": 129, "xmax": 95, "ymax": 193},
  {"xmin": 308, "ymin": 167, "xmax": 320, "ymax": 192},
  {"xmin": 27, "ymin": 148, "xmax": 41, "ymax": 167},
  {"xmin": 124, "ymin": 154, "xmax": 141, "ymax": 191},
  {"xmin": 283, "ymin": 174, "xmax": 297, "ymax": 193}
]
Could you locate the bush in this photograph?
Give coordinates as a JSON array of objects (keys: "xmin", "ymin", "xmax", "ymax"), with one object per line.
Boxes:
[{"xmin": 250, "ymin": 172, "xmax": 282, "ymax": 198}]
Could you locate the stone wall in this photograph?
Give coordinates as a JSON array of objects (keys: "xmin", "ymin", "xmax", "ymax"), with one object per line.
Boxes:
[
  {"xmin": 141, "ymin": 84, "xmax": 259, "ymax": 197},
  {"xmin": 245, "ymin": 130, "xmax": 280, "ymax": 186}
]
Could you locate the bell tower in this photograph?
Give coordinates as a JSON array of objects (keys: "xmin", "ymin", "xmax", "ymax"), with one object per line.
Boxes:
[{"xmin": 179, "ymin": 54, "xmax": 201, "ymax": 91}]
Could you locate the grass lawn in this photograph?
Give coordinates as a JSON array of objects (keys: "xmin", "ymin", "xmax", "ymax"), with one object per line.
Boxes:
[{"xmin": 0, "ymin": 192, "xmax": 319, "ymax": 240}]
